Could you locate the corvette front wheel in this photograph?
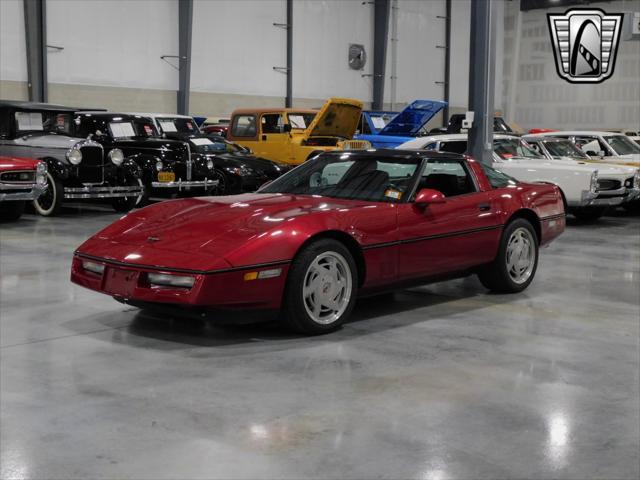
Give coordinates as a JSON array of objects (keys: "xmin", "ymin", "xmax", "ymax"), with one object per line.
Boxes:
[{"xmin": 282, "ymin": 239, "xmax": 357, "ymax": 335}]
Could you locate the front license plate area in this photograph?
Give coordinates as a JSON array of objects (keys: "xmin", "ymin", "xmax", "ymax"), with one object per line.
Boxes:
[
  {"xmin": 158, "ymin": 172, "xmax": 175, "ymax": 183},
  {"xmin": 104, "ymin": 268, "xmax": 139, "ymax": 297}
]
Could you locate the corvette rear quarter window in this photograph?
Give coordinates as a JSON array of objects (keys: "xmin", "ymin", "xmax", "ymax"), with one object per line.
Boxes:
[{"xmin": 480, "ymin": 164, "xmax": 518, "ymax": 189}]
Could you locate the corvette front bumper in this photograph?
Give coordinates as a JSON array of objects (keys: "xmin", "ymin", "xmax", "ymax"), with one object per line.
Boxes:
[{"xmin": 71, "ymin": 254, "xmax": 289, "ymax": 311}]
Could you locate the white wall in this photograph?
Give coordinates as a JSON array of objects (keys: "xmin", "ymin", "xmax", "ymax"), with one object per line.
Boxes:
[
  {"xmin": 503, "ymin": 0, "xmax": 640, "ymax": 130},
  {"xmin": 384, "ymin": 0, "xmax": 446, "ymax": 107},
  {"xmin": 292, "ymin": 0, "xmax": 374, "ymax": 103},
  {"xmin": 1, "ymin": 0, "xmax": 512, "ymax": 117},
  {"xmin": 47, "ymin": 0, "xmax": 178, "ymax": 90},
  {"xmin": 0, "ymin": 0, "xmax": 27, "ymax": 82},
  {"xmin": 449, "ymin": 0, "xmax": 471, "ymax": 110},
  {"xmin": 191, "ymin": 0, "xmax": 286, "ymax": 98}
]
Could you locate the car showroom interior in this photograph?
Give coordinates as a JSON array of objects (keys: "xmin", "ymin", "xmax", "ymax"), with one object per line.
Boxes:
[{"xmin": 1, "ymin": 0, "xmax": 639, "ymax": 478}]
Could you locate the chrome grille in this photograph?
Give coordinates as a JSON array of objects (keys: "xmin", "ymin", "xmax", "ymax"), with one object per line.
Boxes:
[
  {"xmin": 596, "ymin": 178, "xmax": 621, "ymax": 191},
  {"xmin": 78, "ymin": 145, "xmax": 104, "ymax": 184},
  {"xmin": 0, "ymin": 170, "xmax": 35, "ymax": 183}
]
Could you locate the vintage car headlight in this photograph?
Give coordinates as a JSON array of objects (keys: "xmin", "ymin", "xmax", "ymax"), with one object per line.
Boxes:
[
  {"xmin": 206, "ymin": 159, "xmax": 214, "ymax": 170},
  {"xmin": 35, "ymin": 162, "xmax": 47, "ymax": 186},
  {"xmin": 590, "ymin": 170, "xmax": 598, "ymax": 193},
  {"xmin": 155, "ymin": 161, "xmax": 164, "ymax": 171},
  {"xmin": 82, "ymin": 260, "xmax": 105, "ymax": 275},
  {"xmin": 108, "ymin": 148, "xmax": 124, "ymax": 166},
  {"xmin": 67, "ymin": 148, "xmax": 82, "ymax": 165},
  {"xmin": 147, "ymin": 272, "xmax": 195, "ymax": 288}
]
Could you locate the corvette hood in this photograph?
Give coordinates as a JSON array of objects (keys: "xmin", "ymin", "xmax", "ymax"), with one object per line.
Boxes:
[
  {"xmin": 305, "ymin": 97, "xmax": 363, "ymax": 139},
  {"xmin": 379, "ymin": 100, "xmax": 447, "ymax": 136},
  {"xmin": 82, "ymin": 194, "xmax": 371, "ymax": 269}
]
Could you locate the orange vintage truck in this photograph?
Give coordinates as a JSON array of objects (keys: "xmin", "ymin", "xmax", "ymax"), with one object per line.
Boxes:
[{"xmin": 226, "ymin": 97, "xmax": 371, "ymax": 165}]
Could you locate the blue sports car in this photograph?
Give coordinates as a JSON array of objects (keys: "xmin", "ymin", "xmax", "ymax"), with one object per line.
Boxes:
[{"xmin": 354, "ymin": 99, "xmax": 447, "ymax": 148}]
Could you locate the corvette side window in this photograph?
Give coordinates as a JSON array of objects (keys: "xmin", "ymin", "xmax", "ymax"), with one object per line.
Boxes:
[
  {"xmin": 231, "ymin": 115, "xmax": 257, "ymax": 137},
  {"xmin": 417, "ymin": 159, "xmax": 476, "ymax": 197}
]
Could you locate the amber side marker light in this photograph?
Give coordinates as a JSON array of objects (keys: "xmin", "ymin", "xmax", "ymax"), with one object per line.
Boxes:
[{"xmin": 243, "ymin": 268, "xmax": 282, "ymax": 281}]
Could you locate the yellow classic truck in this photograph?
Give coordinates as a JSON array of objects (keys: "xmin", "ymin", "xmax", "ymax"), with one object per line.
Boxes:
[{"xmin": 226, "ymin": 97, "xmax": 371, "ymax": 165}]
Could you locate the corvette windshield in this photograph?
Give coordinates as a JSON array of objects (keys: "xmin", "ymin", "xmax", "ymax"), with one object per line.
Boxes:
[
  {"xmin": 605, "ymin": 135, "xmax": 640, "ymax": 155},
  {"xmin": 493, "ymin": 138, "xmax": 543, "ymax": 159},
  {"xmin": 542, "ymin": 139, "xmax": 589, "ymax": 159},
  {"xmin": 260, "ymin": 155, "xmax": 420, "ymax": 202}
]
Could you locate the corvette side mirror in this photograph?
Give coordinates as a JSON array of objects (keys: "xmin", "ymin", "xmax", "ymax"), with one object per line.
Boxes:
[{"xmin": 414, "ymin": 188, "xmax": 446, "ymax": 208}]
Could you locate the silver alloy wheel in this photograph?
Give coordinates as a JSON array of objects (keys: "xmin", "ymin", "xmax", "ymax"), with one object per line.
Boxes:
[
  {"xmin": 302, "ymin": 251, "xmax": 353, "ymax": 325},
  {"xmin": 505, "ymin": 227, "xmax": 535, "ymax": 284}
]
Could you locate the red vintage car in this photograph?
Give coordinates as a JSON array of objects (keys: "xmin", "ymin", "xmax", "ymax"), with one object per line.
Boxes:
[
  {"xmin": 202, "ymin": 124, "xmax": 229, "ymax": 137},
  {"xmin": 0, "ymin": 155, "xmax": 47, "ymax": 221},
  {"xmin": 71, "ymin": 150, "xmax": 565, "ymax": 334}
]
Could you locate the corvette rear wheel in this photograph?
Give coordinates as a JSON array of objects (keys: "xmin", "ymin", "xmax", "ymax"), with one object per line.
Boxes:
[
  {"xmin": 478, "ymin": 218, "xmax": 538, "ymax": 293},
  {"xmin": 282, "ymin": 239, "xmax": 357, "ymax": 334}
]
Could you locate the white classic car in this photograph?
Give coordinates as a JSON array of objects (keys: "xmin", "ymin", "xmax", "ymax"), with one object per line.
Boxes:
[
  {"xmin": 397, "ymin": 134, "xmax": 640, "ymax": 221},
  {"xmin": 529, "ymin": 131, "xmax": 640, "ymax": 167}
]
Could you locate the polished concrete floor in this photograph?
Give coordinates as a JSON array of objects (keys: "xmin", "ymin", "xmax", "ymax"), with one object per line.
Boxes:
[{"xmin": 1, "ymin": 204, "xmax": 638, "ymax": 480}]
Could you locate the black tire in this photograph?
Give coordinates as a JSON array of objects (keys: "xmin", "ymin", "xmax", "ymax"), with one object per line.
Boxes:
[
  {"xmin": 281, "ymin": 239, "xmax": 358, "ymax": 335},
  {"xmin": 0, "ymin": 201, "xmax": 26, "ymax": 222},
  {"xmin": 571, "ymin": 206, "xmax": 607, "ymax": 222},
  {"xmin": 477, "ymin": 218, "xmax": 539, "ymax": 293},
  {"xmin": 33, "ymin": 172, "xmax": 63, "ymax": 217},
  {"xmin": 111, "ymin": 177, "xmax": 145, "ymax": 213}
]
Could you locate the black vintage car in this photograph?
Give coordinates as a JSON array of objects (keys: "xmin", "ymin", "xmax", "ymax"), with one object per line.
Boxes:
[
  {"xmin": 73, "ymin": 112, "xmax": 219, "ymax": 202},
  {"xmin": 140, "ymin": 113, "xmax": 290, "ymax": 194},
  {"xmin": 0, "ymin": 101, "xmax": 144, "ymax": 216}
]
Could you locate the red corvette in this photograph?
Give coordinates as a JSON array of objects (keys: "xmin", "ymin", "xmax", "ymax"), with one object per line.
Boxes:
[
  {"xmin": 71, "ymin": 150, "xmax": 565, "ymax": 334},
  {"xmin": 0, "ymin": 155, "xmax": 47, "ymax": 221}
]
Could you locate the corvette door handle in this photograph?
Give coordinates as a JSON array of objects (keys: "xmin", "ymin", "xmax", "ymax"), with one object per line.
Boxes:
[{"xmin": 478, "ymin": 202, "xmax": 491, "ymax": 211}]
